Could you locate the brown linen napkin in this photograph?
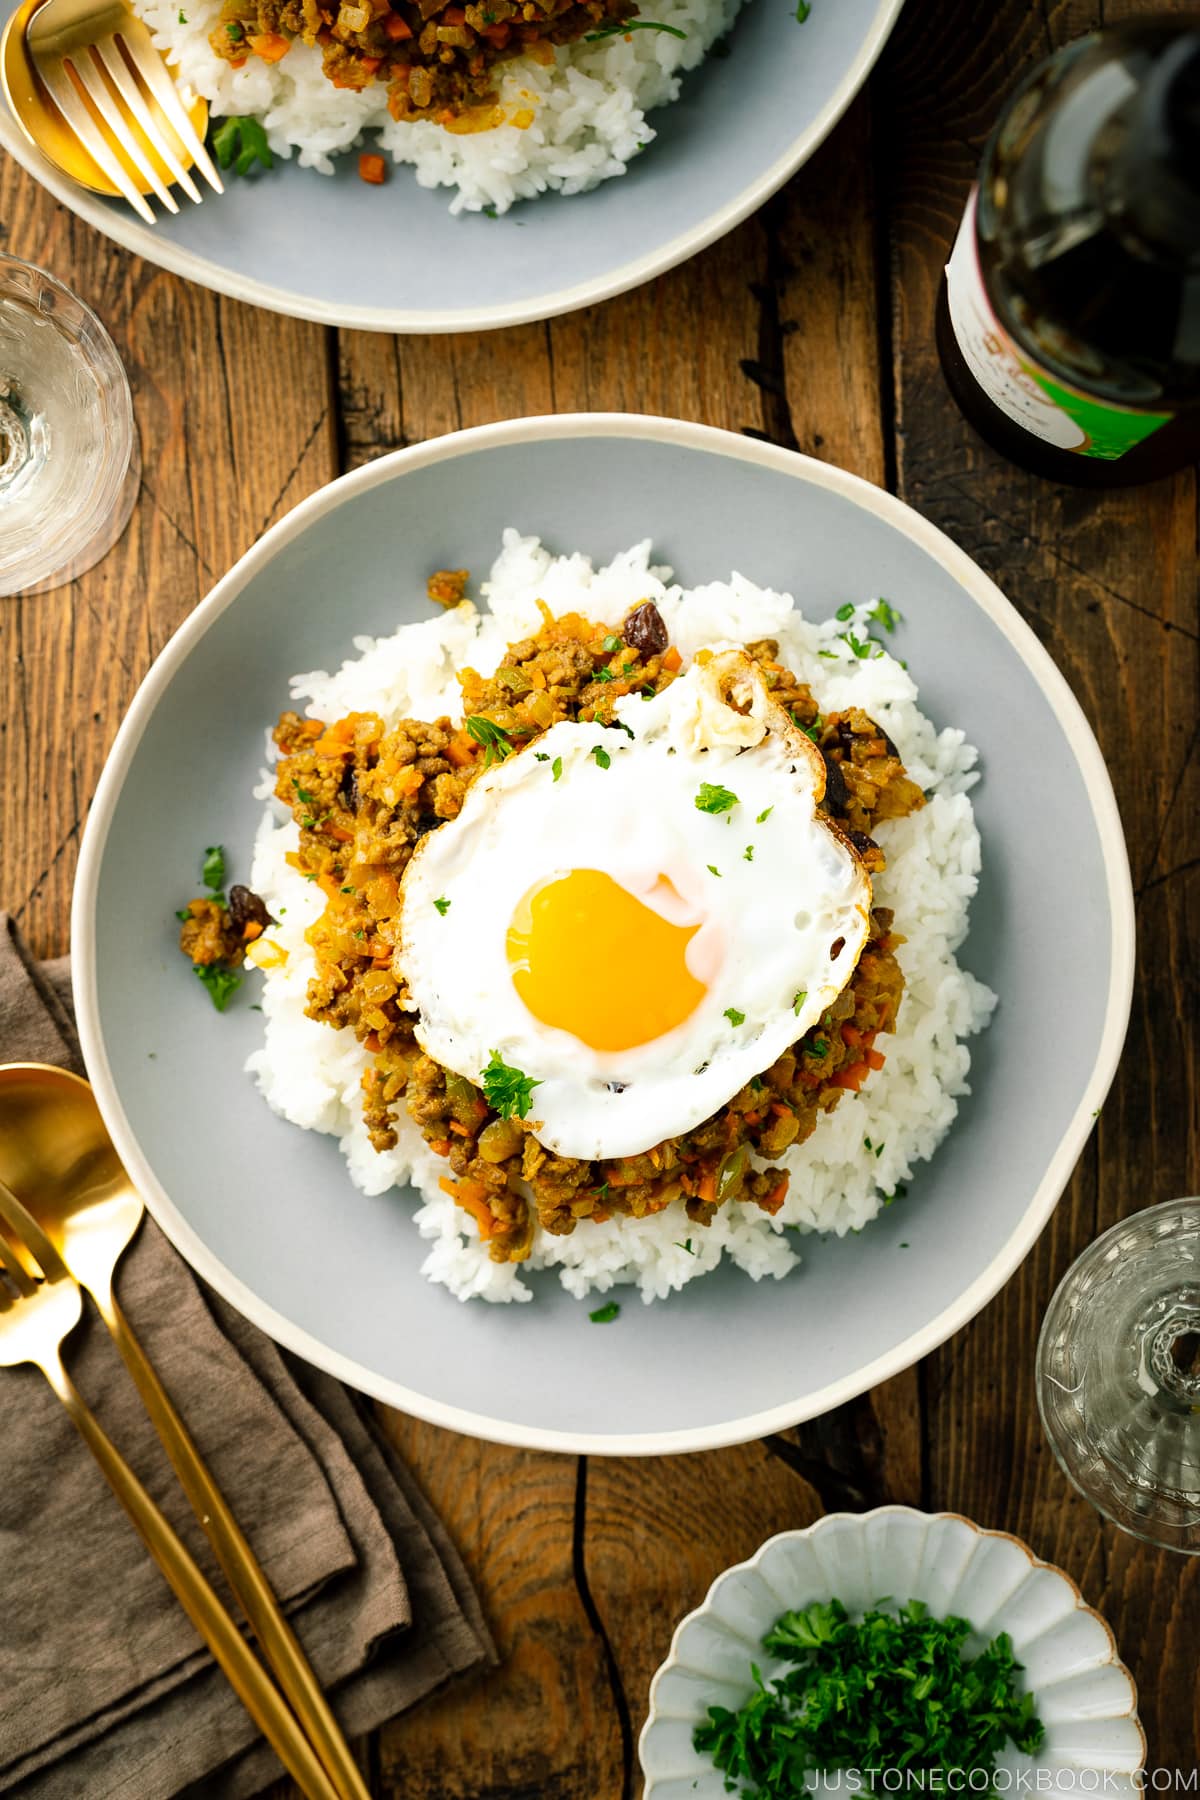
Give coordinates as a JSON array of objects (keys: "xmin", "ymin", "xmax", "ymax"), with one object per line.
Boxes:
[{"xmin": 0, "ymin": 914, "xmax": 494, "ymax": 1799}]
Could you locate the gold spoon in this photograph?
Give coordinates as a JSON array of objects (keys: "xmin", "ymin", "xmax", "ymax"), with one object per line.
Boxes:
[
  {"xmin": 0, "ymin": 1062, "xmax": 370, "ymax": 1800},
  {"xmin": 0, "ymin": 0, "xmax": 218, "ymax": 219}
]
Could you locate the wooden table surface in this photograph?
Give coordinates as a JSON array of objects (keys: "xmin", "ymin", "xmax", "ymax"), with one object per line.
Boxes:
[{"xmin": 3, "ymin": 0, "xmax": 1198, "ymax": 1790}]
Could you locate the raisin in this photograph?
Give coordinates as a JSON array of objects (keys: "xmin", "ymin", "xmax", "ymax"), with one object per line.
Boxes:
[
  {"xmin": 228, "ymin": 885, "xmax": 273, "ymax": 933},
  {"xmin": 822, "ymin": 754, "xmax": 849, "ymax": 817},
  {"xmin": 623, "ymin": 600, "xmax": 668, "ymax": 656}
]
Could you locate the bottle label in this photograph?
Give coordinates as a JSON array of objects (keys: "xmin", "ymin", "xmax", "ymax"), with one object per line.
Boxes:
[{"xmin": 945, "ymin": 188, "xmax": 1173, "ymax": 460}]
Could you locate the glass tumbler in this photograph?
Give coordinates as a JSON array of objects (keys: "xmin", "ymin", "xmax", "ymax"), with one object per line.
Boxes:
[
  {"xmin": 0, "ymin": 253, "xmax": 139, "ymax": 597},
  {"xmin": 1037, "ymin": 1197, "xmax": 1200, "ymax": 1554}
]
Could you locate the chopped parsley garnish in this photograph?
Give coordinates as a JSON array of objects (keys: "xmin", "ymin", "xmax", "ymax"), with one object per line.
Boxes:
[
  {"xmin": 707, "ymin": 864, "xmax": 721, "ymax": 877},
  {"xmin": 593, "ymin": 666, "xmax": 616, "ymax": 683},
  {"xmin": 340, "ymin": 885, "xmax": 356, "ymax": 895},
  {"xmin": 743, "ymin": 845, "xmax": 754, "ymax": 862},
  {"xmin": 175, "ymin": 906, "xmax": 192, "ymax": 923},
  {"xmin": 211, "ymin": 114, "xmax": 273, "ymax": 175},
  {"xmin": 835, "ymin": 601, "xmax": 855, "ymax": 622},
  {"xmin": 201, "ymin": 845, "xmax": 226, "ymax": 890},
  {"xmin": 552, "ymin": 756, "xmax": 563, "ymax": 782},
  {"xmin": 465, "ymin": 715, "xmax": 514, "ymax": 766},
  {"xmin": 839, "ymin": 629, "xmax": 884, "ymax": 660},
  {"xmin": 611, "ymin": 719, "xmax": 636, "ymax": 740},
  {"xmin": 809, "ymin": 1037, "xmax": 829, "ymax": 1056},
  {"xmin": 794, "ymin": 0, "xmax": 810, "ymax": 17},
  {"xmin": 590, "ymin": 744, "xmax": 611, "ymax": 769},
  {"xmin": 724, "ymin": 1007, "xmax": 746, "ymax": 1026},
  {"xmin": 482, "ymin": 204, "xmax": 498, "ymax": 219},
  {"xmin": 589, "ymin": 1301, "xmax": 621, "ymax": 1322},
  {"xmin": 584, "ymin": 17, "xmax": 686, "ymax": 37},
  {"xmin": 193, "ymin": 962, "xmax": 241, "ymax": 1012},
  {"xmin": 593, "ymin": 1180, "xmax": 610, "ymax": 1201},
  {"xmin": 602, "ymin": 634, "xmax": 622, "ymax": 652},
  {"xmin": 756, "ymin": 806, "xmax": 773, "ymax": 823},
  {"xmin": 870, "ymin": 597, "xmax": 902, "ymax": 632},
  {"xmin": 481, "ymin": 1051, "xmax": 541, "ymax": 1120},
  {"xmin": 292, "ymin": 781, "xmax": 317, "ymax": 804},
  {"xmin": 695, "ymin": 782, "xmax": 738, "ymax": 815},
  {"xmin": 694, "ymin": 1598, "xmax": 1043, "ymax": 1795},
  {"xmin": 534, "ymin": 752, "xmax": 550, "ymax": 762},
  {"xmin": 433, "ymin": 897, "xmax": 451, "ymax": 915},
  {"xmin": 792, "ymin": 989, "xmax": 807, "ymax": 1014},
  {"xmin": 792, "ymin": 709, "xmax": 822, "ymax": 744}
]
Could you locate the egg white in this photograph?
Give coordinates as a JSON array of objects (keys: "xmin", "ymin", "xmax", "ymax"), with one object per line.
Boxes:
[{"xmin": 398, "ymin": 649, "xmax": 871, "ymax": 1161}]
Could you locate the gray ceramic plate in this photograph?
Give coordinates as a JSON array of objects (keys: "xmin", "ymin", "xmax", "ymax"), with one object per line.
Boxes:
[
  {"xmin": 73, "ymin": 416, "xmax": 1135, "ymax": 1455},
  {"xmin": 0, "ymin": 0, "xmax": 901, "ymax": 331}
]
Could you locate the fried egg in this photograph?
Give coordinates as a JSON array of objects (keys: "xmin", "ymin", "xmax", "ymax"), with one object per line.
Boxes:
[{"xmin": 398, "ymin": 648, "xmax": 871, "ymax": 1161}]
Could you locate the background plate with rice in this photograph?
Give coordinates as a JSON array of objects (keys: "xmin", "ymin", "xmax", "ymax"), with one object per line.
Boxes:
[{"xmin": 0, "ymin": 0, "xmax": 904, "ymax": 329}]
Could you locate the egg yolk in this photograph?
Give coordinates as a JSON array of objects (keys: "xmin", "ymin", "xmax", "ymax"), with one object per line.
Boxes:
[{"xmin": 507, "ymin": 869, "xmax": 707, "ymax": 1052}]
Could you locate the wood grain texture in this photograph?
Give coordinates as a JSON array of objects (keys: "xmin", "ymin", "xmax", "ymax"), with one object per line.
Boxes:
[
  {"xmin": 2, "ymin": 0, "xmax": 1198, "ymax": 1790},
  {"xmin": 883, "ymin": 0, "xmax": 1200, "ymax": 1775}
]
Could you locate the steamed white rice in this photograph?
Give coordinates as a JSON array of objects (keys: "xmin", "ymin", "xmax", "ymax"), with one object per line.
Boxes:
[
  {"xmin": 245, "ymin": 531, "xmax": 996, "ymax": 1303},
  {"xmin": 137, "ymin": 0, "xmax": 740, "ymax": 212}
]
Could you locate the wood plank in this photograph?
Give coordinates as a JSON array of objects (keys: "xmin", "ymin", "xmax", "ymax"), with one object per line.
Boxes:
[
  {"xmin": 883, "ymin": 0, "xmax": 1200, "ymax": 1773},
  {"xmin": 0, "ymin": 153, "xmax": 335, "ymax": 960}
]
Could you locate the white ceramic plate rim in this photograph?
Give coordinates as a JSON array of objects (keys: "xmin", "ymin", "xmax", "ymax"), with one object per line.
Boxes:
[
  {"xmin": 0, "ymin": 0, "xmax": 903, "ymax": 333},
  {"xmin": 71, "ymin": 412, "xmax": 1136, "ymax": 1456},
  {"xmin": 638, "ymin": 1505, "xmax": 1147, "ymax": 1784}
]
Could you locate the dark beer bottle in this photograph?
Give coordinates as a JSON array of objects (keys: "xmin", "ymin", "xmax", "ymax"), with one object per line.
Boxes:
[{"xmin": 935, "ymin": 16, "xmax": 1200, "ymax": 487}]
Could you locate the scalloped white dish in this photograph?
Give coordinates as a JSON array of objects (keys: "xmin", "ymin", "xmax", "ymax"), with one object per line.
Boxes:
[{"xmin": 641, "ymin": 1506, "xmax": 1145, "ymax": 1796}]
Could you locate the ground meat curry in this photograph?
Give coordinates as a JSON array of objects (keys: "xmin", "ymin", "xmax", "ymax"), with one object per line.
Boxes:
[
  {"xmin": 209, "ymin": 0, "xmax": 635, "ymax": 122},
  {"xmin": 186, "ymin": 596, "xmax": 924, "ymax": 1264}
]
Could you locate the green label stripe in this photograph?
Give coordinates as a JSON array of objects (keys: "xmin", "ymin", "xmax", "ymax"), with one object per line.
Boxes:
[{"xmin": 1026, "ymin": 369, "xmax": 1173, "ymax": 461}]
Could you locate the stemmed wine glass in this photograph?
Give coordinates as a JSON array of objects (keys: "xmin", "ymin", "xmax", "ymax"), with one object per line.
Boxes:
[
  {"xmin": 0, "ymin": 253, "xmax": 139, "ymax": 597},
  {"xmin": 1037, "ymin": 1197, "xmax": 1200, "ymax": 1554}
]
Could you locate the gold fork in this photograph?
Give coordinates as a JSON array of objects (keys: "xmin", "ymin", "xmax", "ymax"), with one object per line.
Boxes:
[
  {"xmin": 0, "ymin": 1062, "xmax": 371, "ymax": 1800},
  {"xmin": 0, "ymin": 0, "xmax": 223, "ymax": 223},
  {"xmin": 0, "ymin": 1210, "xmax": 343, "ymax": 1800}
]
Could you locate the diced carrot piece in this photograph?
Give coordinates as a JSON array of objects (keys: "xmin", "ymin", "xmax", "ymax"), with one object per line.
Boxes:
[
  {"xmin": 249, "ymin": 30, "xmax": 290, "ymax": 58},
  {"xmin": 447, "ymin": 733, "xmax": 477, "ymax": 767},
  {"xmin": 865, "ymin": 1048, "xmax": 886, "ymax": 1071},
  {"xmin": 833, "ymin": 1062, "xmax": 869, "ymax": 1091},
  {"xmin": 440, "ymin": 1176, "xmax": 494, "ymax": 1239},
  {"xmin": 365, "ymin": 1031, "xmax": 382, "ymax": 1052},
  {"xmin": 383, "ymin": 8, "xmax": 412, "ymax": 32},
  {"xmin": 661, "ymin": 646, "xmax": 682, "ymax": 672},
  {"xmin": 841, "ymin": 1022, "xmax": 862, "ymax": 1048},
  {"xmin": 759, "ymin": 1174, "xmax": 791, "ymax": 1215},
  {"xmin": 395, "ymin": 764, "xmax": 423, "ymax": 796},
  {"xmin": 441, "ymin": 4, "xmax": 464, "ymax": 19},
  {"xmin": 742, "ymin": 1110, "xmax": 762, "ymax": 1126},
  {"xmin": 482, "ymin": 19, "xmax": 509, "ymax": 42},
  {"xmin": 242, "ymin": 919, "xmax": 264, "ymax": 942},
  {"xmin": 449, "ymin": 1120, "xmax": 470, "ymax": 1137},
  {"xmin": 358, "ymin": 151, "xmax": 387, "ymax": 184},
  {"xmin": 697, "ymin": 1166, "xmax": 717, "ymax": 1206},
  {"xmin": 592, "ymin": 1207, "xmax": 611, "ymax": 1224},
  {"xmin": 359, "ymin": 54, "xmax": 383, "ymax": 73},
  {"xmin": 429, "ymin": 1137, "xmax": 452, "ymax": 1156},
  {"xmin": 328, "ymin": 821, "xmax": 355, "ymax": 842}
]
